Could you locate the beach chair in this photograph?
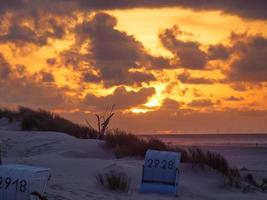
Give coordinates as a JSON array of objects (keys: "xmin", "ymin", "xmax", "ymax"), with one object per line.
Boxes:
[
  {"xmin": 140, "ymin": 149, "xmax": 181, "ymax": 196},
  {"xmin": 0, "ymin": 164, "xmax": 51, "ymax": 200}
]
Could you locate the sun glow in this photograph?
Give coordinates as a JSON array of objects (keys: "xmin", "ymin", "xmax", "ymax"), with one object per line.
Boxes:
[
  {"xmin": 130, "ymin": 108, "xmax": 149, "ymax": 114},
  {"xmin": 129, "ymin": 93, "xmax": 163, "ymax": 114},
  {"xmin": 1, "ymin": 4, "xmax": 267, "ymax": 134},
  {"xmin": 145, "ymin": 97, "xmax": 161, "ymax": 108}
]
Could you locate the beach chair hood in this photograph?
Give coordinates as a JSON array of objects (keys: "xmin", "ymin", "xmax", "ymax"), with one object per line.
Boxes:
[{"xmin": 140, "ymin": 149, "xmax": 181, "ymax": 195}]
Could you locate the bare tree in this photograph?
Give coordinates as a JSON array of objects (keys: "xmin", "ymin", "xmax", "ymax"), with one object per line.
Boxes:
[{"xmin": 86, "ymin": 104, "xmax": 115, "ymax": 139}]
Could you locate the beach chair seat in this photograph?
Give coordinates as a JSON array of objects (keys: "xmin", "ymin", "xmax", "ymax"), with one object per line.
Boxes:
[
  {"xmin": 0, "ymin": 164, "xmax": 51, "ymax": 200},
  {"xmin": 140, "ymin": 149, "xmax": 181, "ymax": 195}
]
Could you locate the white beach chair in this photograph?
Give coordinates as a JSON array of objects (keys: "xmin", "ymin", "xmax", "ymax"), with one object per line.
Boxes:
[
  {"xmin": 0, "ymin": 164, "xmax": 51, "ymax": 200},
  {"xmin": 140, "ymin": 149, "xmax": 181, "ymax": 196}
]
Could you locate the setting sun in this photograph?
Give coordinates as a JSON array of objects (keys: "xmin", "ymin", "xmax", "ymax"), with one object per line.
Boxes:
[{"xmin": 0, "ymin": 0, "xmax": 266, "ymax": 133}]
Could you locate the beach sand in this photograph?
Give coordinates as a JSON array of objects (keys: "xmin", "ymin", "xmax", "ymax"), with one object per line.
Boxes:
[{"xmin": 0, "ymin": 129, "xmax": 267, "ymax": 200}]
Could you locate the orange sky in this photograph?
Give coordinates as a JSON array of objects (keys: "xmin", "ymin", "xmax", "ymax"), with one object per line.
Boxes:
[{"xmin": 0, "ymin": 1, "xmax": 267, "ymax": 134}]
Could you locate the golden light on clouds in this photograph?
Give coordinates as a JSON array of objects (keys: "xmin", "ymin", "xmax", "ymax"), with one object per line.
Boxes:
[
  {"xmin": 1, "ymin": 1, "xmax": 267, "ymax": 133},
  {"xmin": 108, "ymin": 8, "xmax": 267, "ymax": 51}
]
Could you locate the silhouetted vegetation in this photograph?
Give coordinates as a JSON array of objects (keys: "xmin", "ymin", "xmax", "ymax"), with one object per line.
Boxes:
[
  {"xmin": 96, "ymin": 171, "xmax": 131, "ymax": 192},
  {"xmin": 86, "ymin": 104, "xmax": 115, "ymax": 139},
  {"xmin": 104, "ymin": 130, "xmax": 267, "ymax": 192},
  {"xmin": 188, "ymin": 147, "xmax": 232, "ymax": 175},
  {"xmin": 0, "ymin": 108, "xmax": 19, "ymax": 122},
  {"xmin": 2, "ymin": 107, "xmax": 266, "ymax": 193},
  {"xmin": 105, "ymin": 129, "xmax": 169, "ymax": 158},
  {"xmin": 105, "ymin": 130, "xmax": 235, "ymax": 172},
  {"xmin": 105, "ymin": 129, "xmax": 147, "ymax": 158},
  {"xmin": 241, "ymin": 173, "xmax": 267, "ymax": 192},
  {"xmin": 0, "ymin": 107, "xmax": 98, "ymax": 139},
  {"xmin": 31, "ymin": 192, "xmax": 48, "ymax": 200}
]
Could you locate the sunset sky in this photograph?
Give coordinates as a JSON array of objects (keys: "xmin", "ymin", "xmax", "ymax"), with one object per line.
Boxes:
[{"xmin": 0, "ymin": 0, "xmax": 267, "ymax": 134}]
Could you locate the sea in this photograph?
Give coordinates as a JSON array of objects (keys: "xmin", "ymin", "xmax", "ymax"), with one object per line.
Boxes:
[{"xmin": 141, "ymin": 133, "xmax": 267, "ymax": 147}]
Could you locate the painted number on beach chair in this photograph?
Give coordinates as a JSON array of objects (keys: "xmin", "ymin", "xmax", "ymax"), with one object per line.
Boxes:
[
  {"xmin": 0, "ymin": 176, "xmax": 28, "ymax": 192},
  {"xmin": 0, "ymin": 164, "xmax": 51, "ymax": 200},
  {"xmin": 145, "ymin": 159, "xmax": 175, "ymax": 169}
]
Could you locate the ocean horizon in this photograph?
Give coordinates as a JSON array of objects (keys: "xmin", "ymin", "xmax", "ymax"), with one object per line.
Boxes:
[{"xmin": 140, "ymin": 133, "xmax": 267, "ymax": 147}]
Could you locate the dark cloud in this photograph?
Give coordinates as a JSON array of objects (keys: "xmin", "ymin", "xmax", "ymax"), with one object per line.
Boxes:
[
  {"xmin": 224, "ymin": 96, "xmax": 244, "ymax": 101},
  {"xmin": 0, "ymin": 78, "xmax": 71, "ymax": 109},
  {"xmin": 83, "ymin": 86, "xmax": 155, "ymax": 111},
  {"xmin": 0, "ymin": 53, "xmax": 11, "ymax": 80},
  {"xmin": 160, "ymin": 26, "xmax": 207, "ymax": 69},
  {"xmin": 75, "ymin": 13, "xmax": 144, "ymax": 66},
  {"xmin": 160, "ymin": 98, "xmax": 181, "ymax": 110},
  {"xmin": 78, "ymin": 0, "xmax": 267, "ymax": 20},
  {"xmin": 69, "ymin": 12, "xmax": 168, "ymax": 87},
  {"xmin": 145, "ymin": 55, "xmax": 173, "ymax": 70},
  {"xmin": 120, "ymin": 71, "xmax": 156, "ymax": 86},
  {"xmin": 228, "ymin": 35, "xmax": 267, "ymax": 82},
  {"xmin": 230, "ymin": 82, "xmax": 250, "ymax": 92},
  {"xmin": 82, "ymin": 73, "xmax": 101, "ymax": 83},
  {"xmin": 178, "ymin": 70, "xmax": 215, "ymax": 84},
  {"xmin": 15, "ymin": 65, "xmax": 26, "ymax": 75},
  {"xmin": 1, "ymin": 0, "xmax": 267, "ymax": 21},
  {"xmin": 40, "ymin": 71, "xmax": 55, "ymax": 82},
  {"xmin": 81, "ymin": 67, "xmax": 156, "ymax": 87},
  {"xmin": 208, "ymin": 44, "xmax": 232, "ymax": 60},
  {"xmin": 13, "ymin": 20, "xmax": 64, "ymax": 46},
  {"xmin": 46, "ymin": 58, "xmax": 57, "ymax": 66},
  {"xmin": 0, "ymin": 80, "xmax": 71, "ymax": 109},
  {"xmin": 0, "ymin": 0, "xmax": 78, "ymax": 16},
  {"xmin": 0, "ymin": 57, "xmax": 73, "ymax": 109},
  {"xmin": 0, "ymin": 24, "xmax": 47, "ymax": 46},
  {"xmin": 188, "ymin": 99, "xmax": 214, "ymax": 107},
  {"xmin": 0, "ymin": 0, "xmax": 25, "ymax": 13},
  {"xmin": 0, "ymin": 3, "xmax": 68, "ymax": 47},
  {"xmin": 61, "ymin": 49, "xmax": 87, "ymax": 70}
]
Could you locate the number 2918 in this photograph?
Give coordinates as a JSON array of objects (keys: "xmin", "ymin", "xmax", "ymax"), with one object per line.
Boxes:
[{"xmin": 0, "ymin": 176, "xmax": 27, "ymax": 193}]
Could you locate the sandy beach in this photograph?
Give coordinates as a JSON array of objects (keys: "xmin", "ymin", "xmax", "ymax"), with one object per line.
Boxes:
[{"xmin": 1, "ymin": 129, "xmax": 267, "ymax": 200}]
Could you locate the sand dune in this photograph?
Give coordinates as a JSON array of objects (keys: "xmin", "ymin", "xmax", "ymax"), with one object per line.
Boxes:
[
  {"xmin": 0, "ymin": 118, "xmax": 21, "ymax": 131},
  {"xmin": 0, "ymin": 129, "xmax": 267, "ymax": 200}
]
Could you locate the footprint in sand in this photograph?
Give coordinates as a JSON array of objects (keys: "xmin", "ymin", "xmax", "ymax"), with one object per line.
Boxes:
[{"xmin": 23, "ymin": 140, "xmax": 59, "ymax": 157}]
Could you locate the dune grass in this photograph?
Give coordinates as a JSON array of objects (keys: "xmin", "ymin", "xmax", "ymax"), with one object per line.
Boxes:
[
  {"xmin": 1, "ymin": 107, "xmax": 266, "ymax": 192},
  {"xmin": 0, "ymin": 108, "xmax": 19, "ymax": 122},
  {"xmin": 242, "ymin": 174, "xmax": 267, "ymax": 192},
  {"xmin": 104, "ymin": 129, "xmax": 267, "ymax": 192},
  {"xmin": 105, "ymin": 130, "xmax": 233, "ymax": 175},
  {"xmin": 96, "ymin": 171, "xmax": 131, "ymax": 192},
  {"xmin": 0, "ymin": 107, "xmax": 98, "ymax": 139},
  {"xmin": 104, "ymin": 129, "xmax": 168, "ymax": 158}
]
